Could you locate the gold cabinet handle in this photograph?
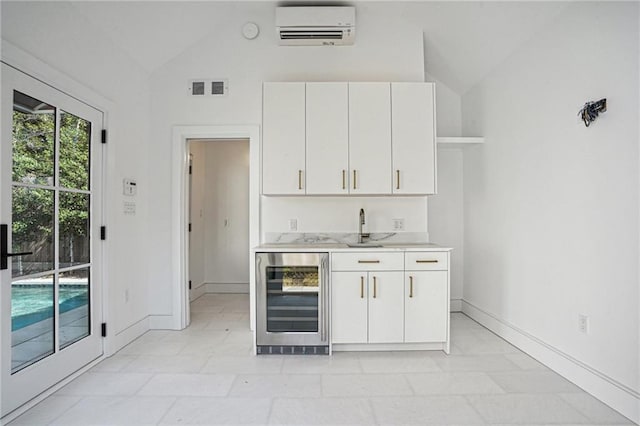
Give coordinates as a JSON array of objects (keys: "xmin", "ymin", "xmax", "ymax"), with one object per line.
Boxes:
[
  {"xmin": 360, "ymin": 276, "xmax": 364, "ymax": 299},
  {"xmin": 342, "ymin": 170, "xmax": 346, "ymax": 190},
  {"xmin": 416, "ymin": 260, "xmax": 438, "ymax": 263},
  {"xmin": 353, "ymin": 170, "xmax": 357, "ymax": 190},
  {"xmin": 298, "ymin": 170, "xmax": 303, "ymax": 190},
  {"xmin": 373, "ymin": 276, "xmax": 377, "ymax": 298},
  {"xmin": 409, "ymin": 275, "xmax": 414, "ymax": 298},
  {"xmin": 358, "ymin": 260, "xmax": 380, "ymax": 264},
  {"xmin": 396, "ymin": 170, "xmax": 400, "ymax": 190}
]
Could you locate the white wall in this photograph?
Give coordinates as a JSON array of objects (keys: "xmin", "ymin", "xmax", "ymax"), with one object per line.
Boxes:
[
  {"xmin": 426, "ymin": 72, "xmax": 462, "ymax": 137},
  {"xmin": 428, "ymin": 149, "xmax": 464, "ymax": 306},
  {"xmin": 461, "ymin": 2, "xmax": 639, "ymax": 421},
  {"xmin": 148, "ymin": 3, "xmax": 426, "ymax": 319},
  {"xmin": 1, "ymin": 2, "xmax": 152, "ymax": 349},
  {"xmin": 203, "ymin": 140, "xmax": 250, "ymax": 287}
]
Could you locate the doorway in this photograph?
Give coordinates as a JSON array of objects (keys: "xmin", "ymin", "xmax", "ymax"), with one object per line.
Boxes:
[
  {"xmin": 187, "ymin": 139, "xmax": 250, "ymax": 308},
  {"xmin": 1, "ymin": 64, "xmax": 104, "ymax": 418},
  {"xmin": 171, "ymin": 125, "xmax": 260, "ymax": 332}
]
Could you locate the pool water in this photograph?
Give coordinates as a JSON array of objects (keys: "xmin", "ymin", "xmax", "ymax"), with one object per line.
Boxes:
[{"xmin": 11, "ymin": 285, "xmax": 88, "ymax": 331}]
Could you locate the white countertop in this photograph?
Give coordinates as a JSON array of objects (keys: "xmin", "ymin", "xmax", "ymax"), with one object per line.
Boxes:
[{"xmin": 253, "ymin": 243, "xmax": 452, "ymax": 252}]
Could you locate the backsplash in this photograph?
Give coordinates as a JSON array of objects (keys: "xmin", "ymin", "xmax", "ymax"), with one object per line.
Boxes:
[{"xmin": 264, "ymin": 232, "xmax": 430, "ymax": 244}]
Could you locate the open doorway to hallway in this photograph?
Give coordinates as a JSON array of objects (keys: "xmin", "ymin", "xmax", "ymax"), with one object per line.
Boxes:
[{"xmin": 187, "ymin": 139, "xmax": 250, "ymax": 325}]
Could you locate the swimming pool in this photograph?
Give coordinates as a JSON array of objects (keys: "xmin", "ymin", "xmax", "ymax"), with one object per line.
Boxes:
[{"xmin": 11, "ymin": 285, "xmax": 88, "ymax": 331}]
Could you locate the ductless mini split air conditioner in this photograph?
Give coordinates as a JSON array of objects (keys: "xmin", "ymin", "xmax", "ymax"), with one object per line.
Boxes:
[{"xmin": 276, "ymin": 6, "xmax": 356, "ymax": 46}]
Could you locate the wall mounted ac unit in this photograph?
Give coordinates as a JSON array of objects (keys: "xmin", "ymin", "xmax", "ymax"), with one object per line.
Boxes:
[{"xmin": 276, "ymin": 6, "xmax": 355, "ymax": 46}]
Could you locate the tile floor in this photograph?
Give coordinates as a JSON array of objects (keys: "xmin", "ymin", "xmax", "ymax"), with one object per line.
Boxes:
[{"xmin": 9, "ymin": 293, "xmax": 634, "ymax": 425}]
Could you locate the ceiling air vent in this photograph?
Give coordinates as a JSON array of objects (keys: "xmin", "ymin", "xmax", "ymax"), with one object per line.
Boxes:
[{"xmin": 188, "ymin": 79, "xmax": 229, "ymax": 96}]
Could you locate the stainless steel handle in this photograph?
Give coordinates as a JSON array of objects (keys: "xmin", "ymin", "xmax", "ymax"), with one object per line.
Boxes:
[
  {"xmin": 353, "ymin": 170, "xmax": 357, "ymax": 190},
  {"xmin": 320, "ymin": 256, "xmax": 329, "ymax": 342},
  {"xmin": 360, "ymin": 276, "xmax": 364, "ymax": 298},
  {"xmin": 416, "ymin": 260, "xmax": 438, "ymax": 264},
  {"xmin": 342, "ymin": 170, "xmax": 346, "ymax": 190},
  {"xmin": 358, "ymin": 260, "xmax": 380, "ymax": 264},
  {"xmin": 409, "ymin": 275, "xmax": 414, "ymax": 298},
  {"xmin": 396, "ymin": 170, "xmax": 400, "ymax": 190},
  {"xmin": 373, "ymin": 276, "xmax": 377, "ymax": 298},
  {"xmin": 298, "ymin": 170, "xmax": 303, "ymax": 190}
]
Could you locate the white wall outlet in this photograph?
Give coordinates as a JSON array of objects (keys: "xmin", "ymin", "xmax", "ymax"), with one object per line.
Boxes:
[
  {"xmin": 289, "ymin": 219, "xmax": 298, "ymax": 231},
  {"xmin": 392, "ymin": 218, "xmax": 405, "ymax": 231},
  {"xmin": 578, "ymin": 314, "xmax": 589, "ymax": 333}
]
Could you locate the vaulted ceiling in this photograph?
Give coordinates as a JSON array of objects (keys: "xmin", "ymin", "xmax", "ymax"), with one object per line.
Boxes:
[{"xmin": 66, "ymin": 1, "xmax": 568, "ymax": 95}]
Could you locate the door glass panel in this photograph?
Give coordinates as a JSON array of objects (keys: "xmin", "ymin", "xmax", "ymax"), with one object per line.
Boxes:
[
  {"xmin": 12, "ymin": 91, "xmax": 55, "ymax": 186},
  {"xmin": 11, "ymin": 275, "xmax": 55, "ymax": 373},
  {"xmin": 59, "ymin": 192, "xmax": 89, "ymax": 267},
  {"xmin": 59, "ymin": 111, "xmax": 90, "ymax": 190},
  {"xmin": 11, "ymin": 187, "xmax": 54, "ymax": 276},
  {"xmin": 266, "ymin": 266, "xmax": 319, "ymax": 333},
  {"xmin": 59, "ymin": 268, "xmax": 90, "ymax": 349}
]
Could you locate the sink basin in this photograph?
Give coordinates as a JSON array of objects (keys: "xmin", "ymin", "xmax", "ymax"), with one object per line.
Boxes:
[{"xmin": 346, "ymin": 243, "xmax": 383, "ymax": 248}]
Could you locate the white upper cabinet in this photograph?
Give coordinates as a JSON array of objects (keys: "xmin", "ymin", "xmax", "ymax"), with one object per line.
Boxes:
[
  {"xmin": 262, "ymin": 82, "xmax": 306, "ymax": 195},
  {"xmin": 262, "ymin": 81, "xmax": 437, "ymax": 196},
  {"xmin": 348, "ymin": 83, "xmax": 392, "ymax": 195},
  {"xmin": 391, "ymin": 82, "xmax": 437, "ymax": 194},
  {"xmin": 306, "ymin": 83, "xmax": 349, "ymax": 195}
]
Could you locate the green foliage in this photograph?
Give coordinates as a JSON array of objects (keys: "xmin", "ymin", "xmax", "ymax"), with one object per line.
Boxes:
[{"xmin": 12, "ymin": 107, "xmax": 90, "ymax": 259}]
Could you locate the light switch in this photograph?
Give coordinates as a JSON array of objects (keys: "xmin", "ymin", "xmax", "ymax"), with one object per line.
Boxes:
[{"xmin": 123, "ymin": 201, "xmax": 136, "ymax": 215}]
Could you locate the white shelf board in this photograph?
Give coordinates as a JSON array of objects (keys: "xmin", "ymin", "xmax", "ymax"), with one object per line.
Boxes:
[{"xmin": 437, "ymin": 137, "xmax": 485, "ymax": 146}]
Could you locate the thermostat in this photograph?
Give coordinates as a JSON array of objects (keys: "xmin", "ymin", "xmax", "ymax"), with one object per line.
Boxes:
[{"xmin": 123, "ymin": 178, "xmax": 137, "ymax": 196}]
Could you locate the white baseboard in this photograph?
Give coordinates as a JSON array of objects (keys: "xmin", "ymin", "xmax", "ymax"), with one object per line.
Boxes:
[
  {"xmin": 450, "ymin": 298, "xmax": 462, "ymax": 312},
  {"xmin": 205, "ymin": 282, "xmax": 249, "ymax": 293},
  {"xmin": 190, "ymin": 282, "xmax": 207, "ymax": 301},
  {"xmin": 109, "ymin": 316, "xmax": 149, "ymax": 356},
  {"xmin": 462, "ymin": 300, "xmax": 639, "ymax": 424},
  {"xmin": 149, "ymin": 314, "xmax": 177, "ymax": 330}
]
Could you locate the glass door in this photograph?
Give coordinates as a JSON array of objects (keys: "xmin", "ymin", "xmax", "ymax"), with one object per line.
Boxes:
[
  {"xmin": 1, "ymin": 64, "xmax": 103, "ymax": 418},
  {"xmin": 266, "ymin": 265, "xmax": 320, "ymax": 333}
]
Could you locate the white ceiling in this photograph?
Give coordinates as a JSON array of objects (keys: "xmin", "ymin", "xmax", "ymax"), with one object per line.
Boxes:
[{"xmin": 70, "ymin": 1, "xmax": 569, "ymax": 95}]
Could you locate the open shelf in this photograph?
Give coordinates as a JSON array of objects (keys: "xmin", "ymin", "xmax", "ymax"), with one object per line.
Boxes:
[{"xmin": 437, "ymin": 137, "xmax": 485, "ymax": 147}]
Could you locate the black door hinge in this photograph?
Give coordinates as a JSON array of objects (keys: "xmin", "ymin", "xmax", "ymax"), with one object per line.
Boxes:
[
  {"xmin": 101, "ymin": 129, "xmax": 107, "ymax": 144},
  {"xmin": 101, "ymin": 323, "xmax": 107, "ymax": 337},
  {"xmin": 188, "ymin": 223, "xmax": 192, "ymax": 232},
  {"xmin": 189, "ymin": 280, "xmax": 192, "ymax": 290},
  {"xmin": 100, "ymin": 226, "xmax": 106, "ymax": 240},
  {"xmin": 189, "ymin": 165, "xmax": 192, "ymax": 175}
]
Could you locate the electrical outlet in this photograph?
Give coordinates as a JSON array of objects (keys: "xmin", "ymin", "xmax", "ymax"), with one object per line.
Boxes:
[
  {"xmin": 289, "ymin": 219, "xmax": 298, "ymax": 231},
  {"xmin": 392, "ymin": 218, "xmax": 405, "ymax": 231},
  {"xmin": 578, "ymin": 314, "xmax": 589, "ymax": 333}
]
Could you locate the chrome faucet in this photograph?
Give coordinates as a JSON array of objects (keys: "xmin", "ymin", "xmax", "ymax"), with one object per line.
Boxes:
[{"xmin": 358, "ymin": 208, "xmax": 370, "ymax": 244}]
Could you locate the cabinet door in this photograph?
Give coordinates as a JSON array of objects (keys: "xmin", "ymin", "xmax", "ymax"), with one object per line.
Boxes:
[
  {"xmin": 331, "ymin": 272, "xmax": 368, "ymax": 344},
  {"xmin": 404, "ymin": 271, "xmax": 448, "ymax": 342},
  {"xmin": 391, "ymin": 83, "xmax": 436, "ymax": 195},
  {"xmin": 262, "ymin": 82, "xmax": 306, "ymax": 195},
  {"xmin": 349, "ymin": 83, "xmax": 392, "ymax": 195},
  {"xmin": 368, "ymin": 271, "xmax": 404, "ymax": 343},
  {"xmin": 306, "ymin": 83, "xmax": 349, "ymax": 195}
]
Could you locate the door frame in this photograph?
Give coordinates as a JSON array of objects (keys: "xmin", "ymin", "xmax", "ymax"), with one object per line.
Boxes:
[
  {"xmin": 1, "ymin": 42, "xmax": 113, "ymax": 422},
  {"xmin": 171, "ymin": 125, "xmax": 260, "ymax": 330}
]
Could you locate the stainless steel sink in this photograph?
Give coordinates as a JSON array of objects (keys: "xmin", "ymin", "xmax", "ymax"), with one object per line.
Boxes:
[{"xmin": 346, "ymin": 243, "xmax": 383, "ymax": 248}]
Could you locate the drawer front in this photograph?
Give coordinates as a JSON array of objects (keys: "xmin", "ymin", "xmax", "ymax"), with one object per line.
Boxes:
[
  {"xmin": 332, "ymin": 252, "xmax": 404, "ymax": 271},
  {"xmin": 405, "ymin": 251, "xmax": 448, "ymax": 271}
]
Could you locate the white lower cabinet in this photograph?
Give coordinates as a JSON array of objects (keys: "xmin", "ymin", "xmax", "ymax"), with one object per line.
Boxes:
[
  {"xmin": 331, "ymin": 272, "xmax": 368, "ymax": 343},
  {"xmin": 404, "ymin": 271, "xmax": 448, "ymax": 343},
  {"xmin": 331, "ymin": 250, "xmax": 450, "ymax": 352}
]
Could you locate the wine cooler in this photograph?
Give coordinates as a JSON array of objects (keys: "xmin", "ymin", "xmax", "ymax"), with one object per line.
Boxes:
[{"xmin": 255, "ymin": 252, "xmax": 329, "ymax": 354}]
